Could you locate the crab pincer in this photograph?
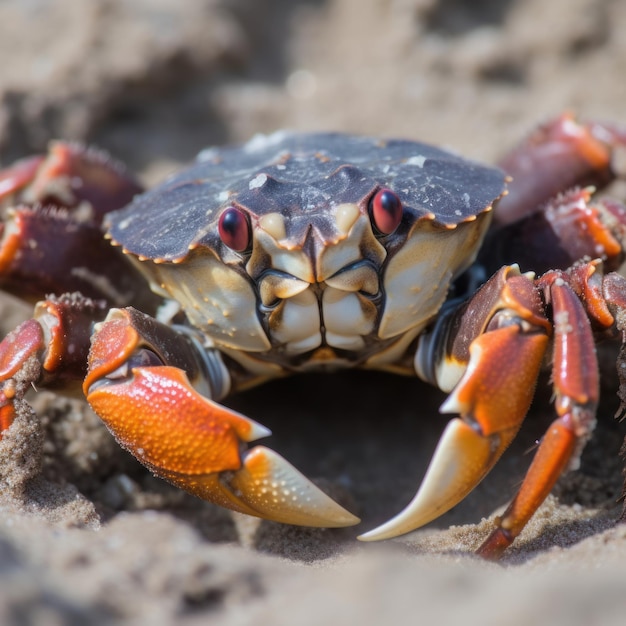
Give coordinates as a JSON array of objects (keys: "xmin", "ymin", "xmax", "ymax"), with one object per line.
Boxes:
[
  {"xmin": 84, "ymin": 308, "xmax": 359, "ymax": 527},
  {"xmin": 359, "ymin": 265, "xmax": 552, "ymax": 541}
]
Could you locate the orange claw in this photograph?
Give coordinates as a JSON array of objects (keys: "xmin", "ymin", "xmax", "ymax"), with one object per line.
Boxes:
[
  {"xmin": 359, "ymin": 322, "xmax": 548, "ymax": 542},
  {"xmin": 86, "ymin": 365, "xmax": 266, "ymax": 513},
  {"xmin": 85, "ymin": 312, "xmax": 359, "ymax": 527},
  {"xmin": 360, "ymin": 266, "xmax": 553, "ymax": 543}
]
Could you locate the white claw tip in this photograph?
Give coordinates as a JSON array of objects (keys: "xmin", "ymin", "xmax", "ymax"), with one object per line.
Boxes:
[{"xmin": 248, "ymin": 420, "xmax": 272, "ymax": 441}]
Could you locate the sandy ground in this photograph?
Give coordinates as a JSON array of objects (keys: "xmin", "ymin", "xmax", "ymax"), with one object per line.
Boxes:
[{"xmin": 1, "ymin": 0, "xmax": 626, "ymax": 623}]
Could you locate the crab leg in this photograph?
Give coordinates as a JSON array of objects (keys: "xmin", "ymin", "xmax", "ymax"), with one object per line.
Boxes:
[
  {"xmin": 493, "ymin": 111, "xmax": 625, "ymax": 227},
  {"xmin": 478, "ymin": 113, "xmax": 626, "ymax": 278},
  {"xmin": 84, "ymin": 308, "xmax": 359, "ymax": 528},
  {"xmin": 0, "ymin": 142, "xmax": 159, "ymax": 311},
  {"xmin": 480, "ymin": 187, "xmax": 626, "ymax": 277},
  {"xmin": 360, "ymin": 265, "xmax": 551, "ymax": 541},
  {"xmin": 477, "ymin": 273, "xmax": 599, "ymax": 558},
  {"xmin": 0, "ymin": 294, "xmax": 109, "ymax": 435}
]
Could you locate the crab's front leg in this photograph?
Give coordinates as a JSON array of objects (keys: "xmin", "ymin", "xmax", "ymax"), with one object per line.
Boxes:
[
  {"xmin": 359, "ymin": 265, "xmax": 552, "ymax": 541},
  {"xmin": 361, "ymin": 264, "xmax": 601, "ymax": 557},
  {"xmin": 475, "ymin": 262, "xmax": 626, "ymax": 557},
  {"xmin": 475, "ymin": 271, "xmax": 599, "ymax": 558},
  {"xmin": 84, "ymin": 308, "xmax": 359, "ymax": 527}
]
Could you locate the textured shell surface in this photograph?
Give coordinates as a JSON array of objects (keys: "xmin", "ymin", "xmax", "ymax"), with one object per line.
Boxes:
[{"xmin": 106, "ymin": 131, "xmax": 506, "ymax": 262}]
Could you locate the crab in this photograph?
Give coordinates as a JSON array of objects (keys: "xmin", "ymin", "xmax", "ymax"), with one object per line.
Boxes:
[{"xmin": 0, "ymin": 112, "xmax": 626, "ymax": 559}]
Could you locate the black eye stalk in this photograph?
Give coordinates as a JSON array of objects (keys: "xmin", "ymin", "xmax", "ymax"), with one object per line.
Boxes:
[
  {"xmin": 368, "ymin": 188, "xmax": 403, "ymax": 235},
  {"xmin": 218, "ymin": 206, "xmax": 252, "ymax": 252}
]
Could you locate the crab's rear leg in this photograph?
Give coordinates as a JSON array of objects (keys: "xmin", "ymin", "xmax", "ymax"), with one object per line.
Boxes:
[
  {"xmin": 480, "ymin": 112, "xmax": 626, "ymax": 277},
  {"xmin": 493, "ymin": 111, "xmax": 626, "ymax": 228},
  {"xmin": 84, "ymin": 308, "xmax": 359, "ymax": 528},
  {"xmin": 359, "ymin": 265, "xmax": 552, "ymax": 541},
  {"xmin": 0, "ymin": 142, "xmax": 159, "ymax": 311}
]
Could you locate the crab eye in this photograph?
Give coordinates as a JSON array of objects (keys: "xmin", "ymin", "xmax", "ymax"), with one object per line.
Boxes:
[
  {"xmin": 369, "ymin": 188, "xmax": 403, "ymax": 235},
  {"xmin": 219, "ymin": 206, "xmax": 251, "ymax": 252}
]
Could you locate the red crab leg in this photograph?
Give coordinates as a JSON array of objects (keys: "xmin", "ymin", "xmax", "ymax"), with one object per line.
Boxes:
[
  {"xmin": 0, "ymin": 319, "xmax": 44, "ymax": 432},
  {"xmin": 0, "ymin": 141, "xmax": 143, "ymax": 222},
  {"xmin": 0, "ymin": 142, "xmax": 159, "ymax": 310},
  {"xmin": 480, "ymin": 187, "xmax": 626, "ymax": 276},
  {"xmin": 359, "ymin": 266, "xmax": 551, "ymax": 541},
  {"xmin": 84, "ymin": 308, "xmax": 360, "ymax": 528},
  {"xmin": 494, "ymin": 111, "xmax": 626, "ymax": 227},
  {"xmin": 0, "ymin": 155, "xmax": 45, "ymax": 199},
  {"xmin": 477, "ymin": 272, "xmax": 599, "ymax": 558},
  {"xmin": 0, "ymin": 295, "xmax": 108, "ymax": 435}
]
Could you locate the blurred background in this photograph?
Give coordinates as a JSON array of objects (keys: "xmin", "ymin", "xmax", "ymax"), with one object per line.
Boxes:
[{"xmin": 1, "ymin": 0, "xmax": 625, "ymax": 184}]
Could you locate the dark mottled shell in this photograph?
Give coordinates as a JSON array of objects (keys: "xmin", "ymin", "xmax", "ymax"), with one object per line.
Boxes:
[{"xmin": 106, "ymin": 131, "xmax": 506, "ymax": 262}]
